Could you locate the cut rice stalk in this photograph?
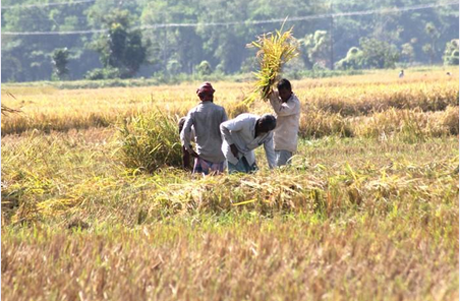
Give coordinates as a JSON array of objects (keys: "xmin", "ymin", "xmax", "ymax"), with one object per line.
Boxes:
[{"xmin": 244, "ymin": 20, "xmax": 299, "ymax": 105}]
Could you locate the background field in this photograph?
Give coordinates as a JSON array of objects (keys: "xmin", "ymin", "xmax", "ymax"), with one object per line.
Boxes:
[{"xmin": 1, "ymin": 67, "xmax": 459, "ymax": 300}]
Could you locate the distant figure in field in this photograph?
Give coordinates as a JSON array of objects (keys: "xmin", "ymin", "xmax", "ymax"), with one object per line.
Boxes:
[
  {"xmin": 447, "ymin": 72, "xmax": 452, "ymax": 76},
  {"xmin": 268, "ymin": 79, "xmax": 301, "ymax": 166},
  {"xmin": 220, "ymin": 113, "xmax": 277, "ymax": 173},
  {"xmin": 180, "ymin": 82, "xmax": 228, "ymax": 175},
  {"xmin": 399, "ymin": 70, "xmax": 404, "ymax": 78},
  {"xmin": 178, "ymin": 117, "xmax": 195, "ymax": 170}
]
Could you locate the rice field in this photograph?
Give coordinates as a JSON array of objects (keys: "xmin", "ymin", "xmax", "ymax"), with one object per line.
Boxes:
[{"xmin": 1, "ymin": 67, "xmax": 459, "ymax": 300}]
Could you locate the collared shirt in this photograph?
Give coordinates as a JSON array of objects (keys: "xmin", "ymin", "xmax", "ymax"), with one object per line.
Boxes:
[
  {"xmin": 181, "ymin": 101, "xmax": 228, "ymax": 163},
  {"xmin": 269, "ymin": 91, "xmax": 301, "ymax": 152},
  {"xmin": 220, "ymin": 113, "xmax": 276, "ymax": 168}
]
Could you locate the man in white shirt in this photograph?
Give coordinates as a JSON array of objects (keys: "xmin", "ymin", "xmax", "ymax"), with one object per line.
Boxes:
[
  {"xmin": 220, "ymin": 113, "xmax": 277, "ymax": 173},
  {"xmin": 181, "ymin": 82, "xmax": 228, "ymax": 175},
  {"xmin": 268, "ymin": 79, "xmax": 301, "ymax": 166}
]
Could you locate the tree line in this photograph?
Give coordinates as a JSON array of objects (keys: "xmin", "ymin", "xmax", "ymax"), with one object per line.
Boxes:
[{"xmin": 1, "ymin": 0, "xmax": 459, "ymax": 82}]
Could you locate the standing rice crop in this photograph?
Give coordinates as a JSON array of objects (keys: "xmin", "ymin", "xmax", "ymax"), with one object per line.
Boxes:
[
  {"xmin": 440, "ymin": 105, "xmax": 459, "ymax": 135},
  {"xmin": 117, "ymin": 111, "xmax": 182, "ymax": 173}
]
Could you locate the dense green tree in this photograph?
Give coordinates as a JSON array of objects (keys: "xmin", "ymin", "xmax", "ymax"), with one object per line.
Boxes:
[
  {"xmin": 1, "ymin": 0, "xmax": 97, "ymax": 81},
  {"xmin": 1, "ymin": 35, "xmax": 24, "ymax": 82},
  {"xmin": 423, "ymin": 22, "xmax": 440, "ymax": 64},
  {"xmin": 92, "ymin": 9, "xmax": 149, "ymax": 78},
  {"xmin": 51, "ymin": 48, "xmax": 70, "ymax": 80},
  {"xmin": 1, "ymin": 0, "xmax": 459, "ymax": 82},
  {"xmin": 359, "ymin": 38, "xmax": 400, "ymax": 69},
  {"xmin": 443, "ymin": 39, "xmax": 459, "ymax": 65},
  {"xmin": 401, "ymin": 42, "xmax": 415, "ymax": 64},
  {"xmin": 335, "ymin": 47, "xmax": 363, "ymax": 70},
  {"xmin": 166, "ymin": 59, "xmax": 182, "ymax": 75},
  {"xmin": 196, "ymin": 60, "xmax": 212, "ymax": 76},
  {"xmin": 140, "ymin": 0, "xmax": 203, "ymax": 74},
  {"xmin": 300, "ymin": 30, "xmax": 330, "ymax": 69},
  {"xmin": 196, "ymin": 0, "xmax": 251, "ymax": 74}
]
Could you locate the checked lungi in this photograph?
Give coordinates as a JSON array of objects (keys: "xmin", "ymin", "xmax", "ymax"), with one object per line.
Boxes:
[{"xmin": 193, "ymin": 157, "xmax": 225, "ymax": 175}]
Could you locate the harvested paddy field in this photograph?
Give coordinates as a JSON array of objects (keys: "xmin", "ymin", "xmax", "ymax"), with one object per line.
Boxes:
[{"xmin": 2, "ymin": 68, "xmax": 458, "ymax": 300}]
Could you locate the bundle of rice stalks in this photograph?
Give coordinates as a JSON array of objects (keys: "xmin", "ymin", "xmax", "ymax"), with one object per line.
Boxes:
[
  {"xmin": 226, "ymin": 101, "xmax": 250, "ymax": 119},
  {"xmin": 152, "ymin": 169, "xmax": 326, "ymax": 216},
  {"xmin": 440, "ymin": 106, "xmax": 459, "ymax": 135},
  {"xmin": 117, "ymin": 110, "xmax": 182, "ymax": 173},
  {"xmin": 244, "ymin": 21, "xmax": 299, "ymax": 105}
]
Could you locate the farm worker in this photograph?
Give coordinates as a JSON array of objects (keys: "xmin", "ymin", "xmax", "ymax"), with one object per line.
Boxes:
[
  {"xmin": 268, "ymin": 78, "xmax": 301, "ymax": 166},
  {"xmin": 178, "ymin": 117, "xmax": 195, "ymax": 170},
  {"xmin": 220, "ymin": 113, "xmax": 277, "ymax": 173},
  {"xmin": 180, "ymin": 82, "xmax": 228, "ymax": 175}
]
